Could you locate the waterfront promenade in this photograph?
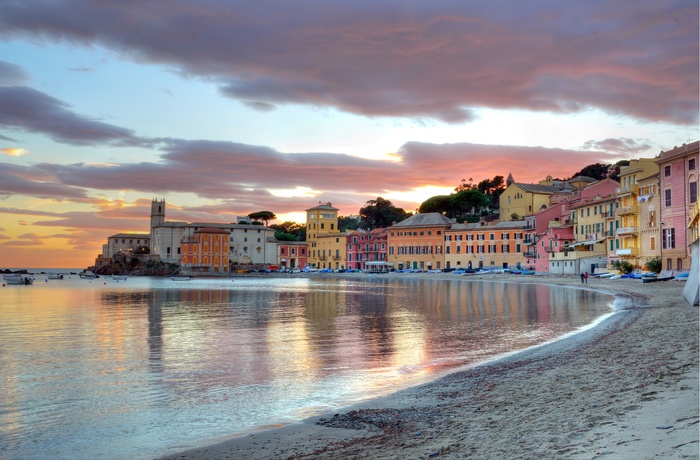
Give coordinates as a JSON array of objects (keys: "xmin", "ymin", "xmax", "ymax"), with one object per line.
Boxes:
[{"xmin": 160, "ymin": 273, "xmax": 699, "ymax": 460}]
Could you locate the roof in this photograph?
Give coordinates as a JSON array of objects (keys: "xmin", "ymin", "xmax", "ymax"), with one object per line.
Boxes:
[
  {"xmin": 109, "ymin": 233, "xmax": 150, "ymax": 239},
  {"xmin": 514, "ymin": 183, "xmax": 567, "ymax": 194},
  {"xmin": 305, "ymin": 202, "xmax": 339, "ymax": 211},
  {"xmin": 392, "ymin": 213, "xmax": 453, "ymax": 228},
  {"xmin": 656, "ymin": 141, "xmax": 699, "ymax": 164}
]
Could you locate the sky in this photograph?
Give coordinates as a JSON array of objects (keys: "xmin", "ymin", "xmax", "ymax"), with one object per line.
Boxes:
[{"xmin": 0, "ymin": 1, "xmax": 698, "ymax": 269}]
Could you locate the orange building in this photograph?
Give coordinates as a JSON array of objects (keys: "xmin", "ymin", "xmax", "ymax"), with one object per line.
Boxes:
[
  {"xmin": 180, "ymin": 227, "xmax": 230, "ymax": 275},
  {"xmin": 387, "ymin": 213, "xmax": 452, "ymax": 271}
]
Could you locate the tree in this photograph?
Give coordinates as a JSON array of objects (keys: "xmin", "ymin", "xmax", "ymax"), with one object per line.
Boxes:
[
  {"xmin": 338, "ymin": 216, "xmax": 361, "ymax": 232},
  {"xmin": 270, "ymin": 221, "xmax": 306, "ymax": 240},
  {"xmin": 359, "ymin": 197, "xmax": 411, "ymax": 229},
  {"xmin": 645, "ymin": 257, "xmax": 662, "ymax": 274},
  {"xmin": 247, "ymin": 211, "xmax": 276, "ymax": 226},
  {"xmin": 418, "ymin": 195, "xmax": 452, "ymax": 215},
  {"xmin": 611, "ymin": 260, "xmax": 634, "ymax": 274},
  {"xmin": 568, "ymin": 161, "xmax": 630, "ymax": 181},
  {"xmin": 274, "ymin": 232, "xmax": 297, "ymax": 241}
]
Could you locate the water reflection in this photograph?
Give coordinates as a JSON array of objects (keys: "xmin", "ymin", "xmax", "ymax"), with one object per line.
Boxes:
[{"xmin": 0, "ymin": 277, "xmax": 612, "ymax": 460}]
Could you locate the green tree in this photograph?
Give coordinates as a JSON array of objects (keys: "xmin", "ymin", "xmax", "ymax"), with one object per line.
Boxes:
[
  {"xmin": 274, "ymin": 232, "xmax": 297, "ymax": 241},
  {"xmin": 612, "ymin": 260, "xmax": 635, "ymax": 274},
  {"xmin": 270, "ymin": 221, "xmax": 306, "ymax": 240},
  {"xmin": 359, "ymin": 197, "xmax": 411, "ymax": 229},
  {"xmin": 450, "ymin": 189, "xmax": 490, "ymax": 218},
  {"xmin": 247, "ymin": 211, "xmax": 277, "ymax": 226},
  {"xmin": 645, "ymin": 257, "xmax": 662, "ymax": 273},
  {"xmin": 338, "ymin": 216, "xmax": 361, "ymax": 232},
  {"xmin": 418, "ymin": 195, "xmax": 452, "ymax": 215}
]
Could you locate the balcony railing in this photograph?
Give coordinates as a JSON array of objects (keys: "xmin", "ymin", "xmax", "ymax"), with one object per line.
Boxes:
[
  {"xmin": 616, "ymin": 247, "xmax": 639, "ymax": 256},
  {"xmin": 523, "ymin": 251, "xmax": 536, "ymax": 257},
  {"xmin": 616, "ymin": 226, "xmax": 639, "ymax": 236},
  {"xmin": 616, "ymin": 184, "xmax": 638, "ymax": 196},
  {"xmin": 616, "ymin": 204, "xmax": 639, "ymax": 216}
]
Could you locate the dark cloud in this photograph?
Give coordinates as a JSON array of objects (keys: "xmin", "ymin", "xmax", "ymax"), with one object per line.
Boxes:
[
  {"xmin": 0, "ymin": 60, "xmax": 29, "ymax": 85},
  {"xmin": 0, "ymin": 86, "xmax": 153, "ymax": 146},
  {"xmin": 0, "ymin": 1, "xmax": 695, "ymax": 124}
]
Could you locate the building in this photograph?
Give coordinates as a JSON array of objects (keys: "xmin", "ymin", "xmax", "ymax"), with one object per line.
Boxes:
[
  {"xmin": 635, "ymin": 172, "xmax": 661, "ymax": 269},
  {"xmin": 499, "ymin": 175, "xmax": 593, "ymax": 221},
  {"xmin": 656, "ymin": 141, "xmax": 699, "ymax": 271},
  {"xmin": 611, "ymin": 159, "xmax": 659, "ymax": 269},
  {"xmin": 180, "ymin": 227, "xmax": 230, "ymax": 275},
  {"xmin": 149, "ymin": 200, "xmax": 278, "ymax": 268},
  {"xmin": 387, "ymin": 213, "xmax": 452, "ymax": 271},
  {"xmin": 305, "ymin": 202, "xmax": 346, "ymax": 269},
  {"xmin": 278, "ymin": 241, "xmax": 308, "ymax": 270},
  {"xmin": 346, "ymin": 228, "xmax": 389, "ymax": 271},
  {"xmin": 101, "ymin": 233, "xmax": 151, "ymax": 259},
  {"xmin": 445, "ymin": 221, "xmax": 527, "ymax": 270}
]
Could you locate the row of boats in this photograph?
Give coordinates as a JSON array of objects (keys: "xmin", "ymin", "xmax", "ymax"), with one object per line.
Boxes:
[{"xmin": 2, "ymin": 272, "xmax": 128, "ymax": 285}]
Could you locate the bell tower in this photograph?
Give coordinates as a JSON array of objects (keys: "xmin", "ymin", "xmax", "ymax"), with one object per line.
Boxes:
[{"xmin": 150, "ymin": 199, "xmax": 166, "ymax": 232}]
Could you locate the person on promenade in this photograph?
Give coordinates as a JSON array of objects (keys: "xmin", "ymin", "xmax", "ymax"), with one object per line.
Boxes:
[
  {"xmin": 580, "ymin": 272, "xmax": 585, "ymax": 284},
  {"xmin": 584, "ymin": 272, "xmax": 589, "ymax": 284}
]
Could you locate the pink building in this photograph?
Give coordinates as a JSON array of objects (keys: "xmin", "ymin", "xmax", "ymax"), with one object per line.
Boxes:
[
  {"xmin": 346, "ymin": 228, "xmax": 388, "ymax": 270},
  {"xmin": 657, "ymin": 141, "xmax": 699, "ymax": 271},
  {"xmin": 278, "ymin": 241, "xmax": 308, "ymax": 270}
]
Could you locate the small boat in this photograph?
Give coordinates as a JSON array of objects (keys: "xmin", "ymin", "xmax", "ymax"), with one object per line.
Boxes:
[
  {"xmin": 642, "ymin": 276, "xmax": 674, "ymax": 283},
  {"xmin": 3, "ymin": 274, "xmax": 34, "ymax": 285},
  {"xmin": 111, "ymin": 275, "xmax": 127, "ymax": 281},
  {"xmin": 79, "ymin": 271, "xmax": 99, "ymax": 279},
  {"xmin": 47, "ymin": 273, "xmax": 64, "ymax": 280},
  {"xmin": 170, "ymin": 276, "xmax": 192, "ymax": 281},
  {"xmin": 674, "ymin": 272, "xmax": 690, "ymax": 281}
]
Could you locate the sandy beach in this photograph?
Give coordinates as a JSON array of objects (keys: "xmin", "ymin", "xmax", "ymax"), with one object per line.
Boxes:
[{"xmin": 159, "ymin": 274, "xmax": 699, "ymax": 460}]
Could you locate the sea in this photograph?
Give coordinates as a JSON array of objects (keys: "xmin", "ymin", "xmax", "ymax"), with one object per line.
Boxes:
[{"xmin": 0, "ymin": 271, "xmax": 616, "ymax": 460}]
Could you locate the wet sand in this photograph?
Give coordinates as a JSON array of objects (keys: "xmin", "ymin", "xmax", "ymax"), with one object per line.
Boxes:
[{"xmin": 159, "ymin": 274, "xmax": 699, "ymax": 460}]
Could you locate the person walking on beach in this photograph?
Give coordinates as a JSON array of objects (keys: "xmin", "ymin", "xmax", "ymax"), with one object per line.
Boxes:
[
  {"xmin": 584, "ymin": 272, "xmax": 589, "ymax": 284},
  {"xmin": 580, "ymin": 272, "xmax": 585, "ymax": 284}
]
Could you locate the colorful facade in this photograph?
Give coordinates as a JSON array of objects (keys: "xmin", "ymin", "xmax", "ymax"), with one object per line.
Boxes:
[
  {"xmin": 278, "ymin": 241, "xmax": 308, "ymax": 270},
  {"xmin": 181, "ymin": 227, "xmax": 230, "ymax": 274},
  {"xmin": 656, "ymin": 142, "xmax": 699, "ymax": 271},
  {"xmin": 445, "ymin": 221, "xmax": 527, "ymax": 270},
  {"xmin": 387, "ymin": 213, "xmax": 452, "ymax": 271},
  {"xmin": 346, "ymin": 228, "xmax": 388, "ymax": 270},
  {"xmin": 306, "ymin": 202, "xmax": 347, "ymax": 269}
]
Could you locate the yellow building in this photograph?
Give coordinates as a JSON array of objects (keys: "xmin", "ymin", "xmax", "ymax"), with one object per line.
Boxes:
[
  {"xmin": 387, "ymin": 213, "xmax": 452, "ymax": 271},
  {"xmin": 306, "ymin": 202, "xmax": 347, "ymax": 269},
  {"xmin": 615, "ymin": 158, "xmax": 659, "ymax": 268},
  {"xmin": 499, "ymin": 176, "xmax": 593, "ymax": 221}
]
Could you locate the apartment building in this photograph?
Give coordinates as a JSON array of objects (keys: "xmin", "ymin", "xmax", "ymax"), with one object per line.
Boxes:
[
  {"xmin": 180, "ymin": 227, "xmax": 230, "ymax": 275},
  {"xmin": 387, "ymin": 213, "xmax": 452, "ymax": 271},
  {"xmin": 656, "ymin": 142, "xmax": 699, "ymax": 271},
  {"xmin": 278, "ymin": 241, "xmax": 308, "ymax": 270},
  {"xmin": 445, "ymin": 221, "xmax": 527, "ymax": 270},
  {"xmin": 346, "ymin": 228, "xmax": 388, "ymax": 271}
]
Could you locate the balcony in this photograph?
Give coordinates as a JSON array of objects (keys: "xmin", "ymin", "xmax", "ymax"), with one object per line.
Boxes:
[
  {"xmin": 616, "ymin": 247, "xmax": 639, "ymax": 257},
  {"xmin": 616, "ymin": 204, "xmax": 639, "ymax": 216},
  {"xmin": 616, "ymin": 184, "xmax": 638, "ymax": 196},
  {"xmin": 523, "ymin": 251, "xmax": 536, "ymax": 257},
  {"xmin": 523, "ymin": 237, "xmax": 534, "ymax": 245},
  {"xmin": 616, "ymin": 226, "xmax": 639, "ymax": 236}
]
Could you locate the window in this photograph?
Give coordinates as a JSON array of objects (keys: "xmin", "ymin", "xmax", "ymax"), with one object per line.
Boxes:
[
  {"xmin": 665, "ymin": 189, "xmax": 672, "ymax": 207},
  {"xmin": 650, "ymin": 236, "xmax": 656, "ymax": 251},
  {"xmin": 662, "ymin": 228, "xmax": 675, "ymax": 249},
  {"xmin": 677, "ymin": 258, "xmax": 683, "ymax": 270},
  {"xmin": 648, "ymin": 210, "xmax": 656, "ymax": 227},
  {"xmin": 690, "ymin": 158, "xmax": 696, "ymax": 170},
  {"xmin": 690, "ymin": 181, "xmax": 698, "ymax": 204},
  {"xmin": 664, "ymin": 165, "xmax": 671, "ymax": 177}
]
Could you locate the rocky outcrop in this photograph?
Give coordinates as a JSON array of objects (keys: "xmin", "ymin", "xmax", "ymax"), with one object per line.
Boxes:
[{"xmin": 92, "ymin": 253, "xmax": 179, "ymax": 277}]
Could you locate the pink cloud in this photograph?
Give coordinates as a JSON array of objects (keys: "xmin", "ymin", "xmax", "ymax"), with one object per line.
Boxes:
[{"xmin": 0, "ymin": 1, "xmax": 695, "ymax": 124}]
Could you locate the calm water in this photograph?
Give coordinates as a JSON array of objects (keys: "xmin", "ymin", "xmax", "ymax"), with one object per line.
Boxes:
[{"xmin": 0, "ymin": 274, "xmax": 614, "ymax": 460}]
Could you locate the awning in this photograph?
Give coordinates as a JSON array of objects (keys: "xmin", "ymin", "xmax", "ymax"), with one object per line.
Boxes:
[{"xmin": 569, "ymin": 238, "xmax": 605, "ymax": 247}]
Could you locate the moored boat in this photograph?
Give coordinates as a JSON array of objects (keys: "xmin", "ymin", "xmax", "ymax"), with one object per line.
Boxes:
[
  {"xmin": 170, "ymin": 276, "xmax": 192, "ymax": 281},
  {"xmin": 79, "ymin": 271, "xmax": 99, "ymax": 279},
  {"xmin": 642, "ymin": 276, "xmax": 674, "ymax": 283},
  {"xmin": 3, "ymin": 274, "xmax": 34, "ymax": 285},
  {"xmin": 111, "ymin": 275, "xmax": 127, "ymax": 281},
  {"xmin": 47, "ymin": 273, "xmax": 64, "ymax": 280}
]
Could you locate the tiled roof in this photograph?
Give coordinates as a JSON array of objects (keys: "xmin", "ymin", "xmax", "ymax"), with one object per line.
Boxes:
[
  {"xmin": 392, "ymin": 213, "xmax": 453, "ymax": 228},
  {"xmin": 514, "ymin": 183, "xmax": 565, "ymax": 194},
  {"xmin": 306, "ymin": 202, "xmax": 339, "ymax": 211},
  {"xmin": 656, "ymin": 141, "xmax": 699, "ymax": 163},
  {"xmin": 109, "ymin": 233, "xmax": 150, "ymax": 238}
]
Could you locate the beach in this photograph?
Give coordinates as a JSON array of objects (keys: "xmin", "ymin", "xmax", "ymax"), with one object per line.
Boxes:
[{"xmin": 160, "ymin": 274, "xmax": 699, "ymax": 460}]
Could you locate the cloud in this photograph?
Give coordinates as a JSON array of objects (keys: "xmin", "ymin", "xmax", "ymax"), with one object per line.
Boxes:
[
  {"xmin": 1, "ymin": 147, "xmax": 29, "ymax": 157},
  {"xmin": 0, "ymin": 139, "xmax": 628, "ymax": 217},
  {"xmin": 0, "ymin": 86, "xmax": 153, "ymax": 147},
  {"xmin": 0, "ymin": 60, "xmax": 29, "ymax": 85},
  {"xmin": 581, "ymin": 138, "xmax": 654, "ymax": 155},
  {"xmin": 0, "ymin": 1, "xmax": 695, "ymax": 124},
  {"xmin": 3, "ymin": 232, "xmax": 44, "ymax": 246}
]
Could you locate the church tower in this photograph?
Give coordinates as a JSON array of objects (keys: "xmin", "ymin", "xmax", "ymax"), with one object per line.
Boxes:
[{"xmin": 150, "ymin": 199, "xmax": 166, "ymax": 232}]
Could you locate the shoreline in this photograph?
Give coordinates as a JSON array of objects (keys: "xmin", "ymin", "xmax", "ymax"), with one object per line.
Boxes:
[{"xmin": 159, "ymin": 274, "xmax": 699, "ymax": 460}]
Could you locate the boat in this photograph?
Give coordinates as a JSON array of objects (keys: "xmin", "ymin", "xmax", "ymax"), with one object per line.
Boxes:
[
  {"xmin": 79, "ymin": 271, "xmax": 99, "ymax": 279},
  {"xmin": 674, "ymin": 272, "xmax": 690, "ymax": 281},
  {"xmin": 111, "ymin": 275, "xmax": 127, "ymax": 281},
  {"xmin": 47, "ymin": 273, "xmax": 64, "ymax": 280},
  {"xmin": 3, "ymin": 274, "xmax": 34, "ymax": 285},
  {"xmin": 170, "ymin": 276, "xmax": 192, "ymax": 281},
  {"xmin": 642, "ymin": 276, "xmax": 674, "ymax": 283}
]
